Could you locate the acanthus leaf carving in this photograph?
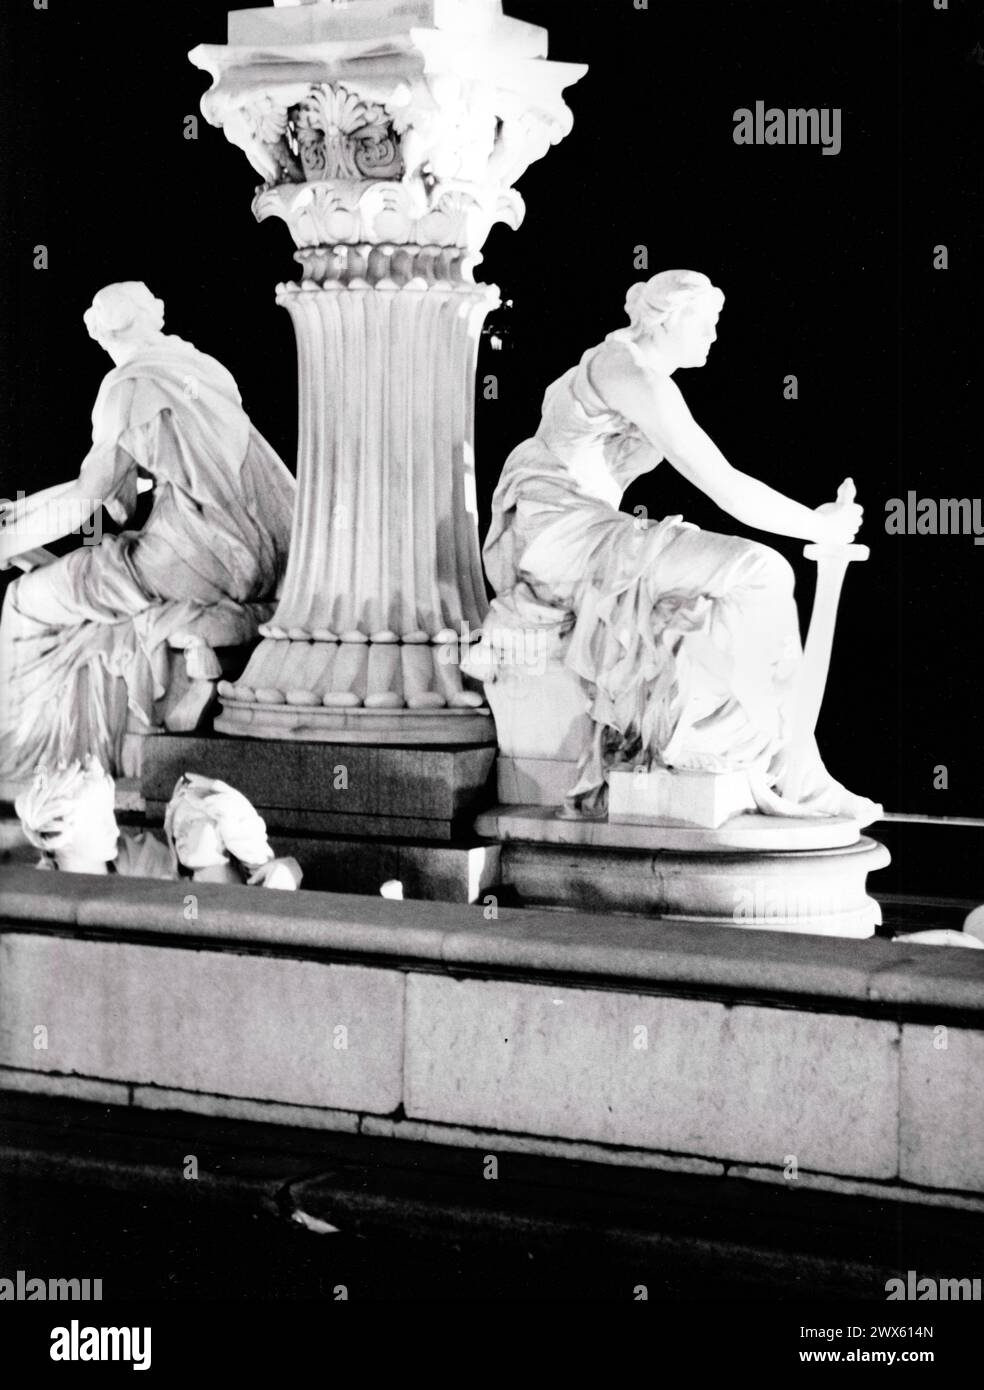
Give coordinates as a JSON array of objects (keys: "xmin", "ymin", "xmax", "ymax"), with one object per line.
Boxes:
[
  {"xmin": 219, "ymin": 88, "xmax": 307, "ymax": 187},
  {"xmin": 203, "ymin": 70, "xmax": 581, "ymax": 253},
  {"xmin": 290, "ymin": 84, "xmax": 404, "ymax": 182},
  {"xmin": 253, "ymin": 178, "xmax": 519, "ymax": 259}
]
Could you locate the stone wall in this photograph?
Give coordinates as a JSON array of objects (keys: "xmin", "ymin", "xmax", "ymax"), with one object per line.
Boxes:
[{"xmin": 1, "ymin": 866, "xmax": 981, "ymax": 1208}]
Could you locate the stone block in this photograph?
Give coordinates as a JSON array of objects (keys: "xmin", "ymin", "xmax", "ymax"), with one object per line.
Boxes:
[
  {"xmin": 71, "ymin": 875, "xmax": 455, "ymax": 959},
  {"xmin": 0, "ymin": 870, "xmax": 83, "ymax": 925},
  {"xmin": 141, "ymin": 734, "xmax": 494, "ymax": 836},
  {"xmin": 440, "ymin": 905, "xmax": 885, "ymax": 1003},
  {"xmin": 229, "ymin": 0, "xmax": 518, "ymax": 48},
  {"xmin": 496, "ymin": 756, "xmax": 577, "ymax": 806},
  {"xmin": 900, "ymin": 1024, "xmax": 984, "ymax": 1193},
  {"xmin": 406, "ymin": 975, "xmax": 899, "ymax": 1178},
  {"xmin": 0, "ymin": 934, "xmax": 403, "ymax": 1114},
  {"xmin": 609, "ymin": 767, "xmax": 757, "ymax": 829},
  {"xmin": 868, "ymin": 948, "xmax": 984, "ymax": 1017},
  {"xmin": 0, "ymin": 863, "xmax": 902, "ymax": 1005},
  {"xmin": 484, "ymin": 658, "xmax": 591, "ymax": 763}
]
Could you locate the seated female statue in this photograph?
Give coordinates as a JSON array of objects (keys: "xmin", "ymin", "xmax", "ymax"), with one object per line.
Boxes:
[
  {"xmin": 473, "ymin": 269, "xmax": 880, "ymax": 824},
  {"xmin": 0, "ymin": 282, "xmax": 295, "ymax": 780}
]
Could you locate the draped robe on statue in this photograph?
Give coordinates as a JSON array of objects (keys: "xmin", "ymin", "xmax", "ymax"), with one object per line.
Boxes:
[
  {"xmin": 476, "ymin": 335, "xmax": 876, "ymax": 821},
  {"xmin": 0, "ymin": 336, "xmax": 295, "ymax": 780}
]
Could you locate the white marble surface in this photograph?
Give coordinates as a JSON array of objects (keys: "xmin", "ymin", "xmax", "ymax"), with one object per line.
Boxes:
[
  {"xmin": 609, "ymin": 767, "xmax": 758, "ymax": 829},
  {"xmin": 463, "ymin": 270, "xmax": 880, "ymax": 825},
  {"xmin": 190, "ymin": 11, "xmax": 585, "ymax": 742},
  {"xmin": 233, "ymin": 1, "xmax": 517, "ymax": 47}
]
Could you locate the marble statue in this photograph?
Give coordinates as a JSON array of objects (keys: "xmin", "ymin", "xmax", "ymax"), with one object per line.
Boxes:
[
  {"xmin": 16, "ymin": 759, "xmax": 176, "ymax": 878},
  {"xmin": 0, "ymin": 283, "xmax": 295, "ymax": 782},
  {"xmin": 465, "ymin": 269, "xmax": 882, "ymax": 824},
  {"xmin": 15, "ymin": 759, "xmax": 302, "ymax": 888},
  {"xmin": 164, "ymin": 773, "xmax": 302, "ymax": 888}
]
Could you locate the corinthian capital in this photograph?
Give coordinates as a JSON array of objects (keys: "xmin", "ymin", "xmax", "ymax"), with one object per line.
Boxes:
[{"xmin": 190, "ymin": 1, "xmax": 586, "ymax": 254}]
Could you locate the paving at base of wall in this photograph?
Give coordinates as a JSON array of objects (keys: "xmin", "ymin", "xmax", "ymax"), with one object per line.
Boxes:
[{"xmin": 6, "ymin": 1088, "xmax": 982, "ymax": 1302}]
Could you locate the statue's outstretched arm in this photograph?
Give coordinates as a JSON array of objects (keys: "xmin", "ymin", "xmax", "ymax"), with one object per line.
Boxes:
[
  {"xmin": 0, "ymin": 442, "xmax": 120, "ymax": 567},
  {"xmin": 595, "ymin": 348, "xmax": 861, "ymax": 546}
]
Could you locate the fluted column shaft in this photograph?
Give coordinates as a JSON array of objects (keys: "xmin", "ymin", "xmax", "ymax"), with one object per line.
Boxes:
[{"xmin": 274, "ymin": 272, "xmax": 493, "ymax": 640}]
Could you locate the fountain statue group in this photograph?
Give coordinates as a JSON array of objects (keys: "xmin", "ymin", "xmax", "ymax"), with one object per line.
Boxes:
[{"xmin": 1, "ymin": 268, "xmax": 881, "ymax": 877}]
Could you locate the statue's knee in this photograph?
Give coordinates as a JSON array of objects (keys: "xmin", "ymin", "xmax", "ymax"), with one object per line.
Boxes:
[{"xmin": 749, "ymin": 543, "xmax": 795, "ymax": 593}]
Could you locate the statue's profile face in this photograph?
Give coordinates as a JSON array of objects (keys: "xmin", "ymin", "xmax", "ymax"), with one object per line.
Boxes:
[
  {"xmin": 170, "ymin": 798, "xmax": 228, "ymax": 869},
  {"xmin": 663, "ymin": 301, "xmax": 720, "ymax": 369},
  {"xmin": 61, "ymin": 778, "xmax": 119, "ymax": 867}
]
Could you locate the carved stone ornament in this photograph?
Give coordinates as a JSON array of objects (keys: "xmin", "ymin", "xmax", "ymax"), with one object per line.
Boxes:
[{"xmin": 291, "ymin": 84, "xmax": 404, "ymax": 182}]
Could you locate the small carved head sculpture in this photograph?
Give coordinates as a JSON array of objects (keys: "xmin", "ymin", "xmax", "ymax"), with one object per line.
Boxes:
[
  {"xmin": 83, "ymin": 282, "xmax": 166, "ymax": 364},
  {"xmin": 15, "ymin": 759, "xmax": 120, "ymax": 873},
  {"xmin": 164, "ymin": 773, "xmax": 276, "ymax": 876},
  {"xmin": 624, "ymin": 269, "xmax": 725, "ymax": 369}
]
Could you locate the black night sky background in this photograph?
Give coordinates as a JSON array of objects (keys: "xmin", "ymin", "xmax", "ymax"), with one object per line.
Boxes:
[{"xmin": 1, "ymin": 1, "xmax": 982, "ymax": 853}]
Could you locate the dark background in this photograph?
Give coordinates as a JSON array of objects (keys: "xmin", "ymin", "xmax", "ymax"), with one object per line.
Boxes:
[{"xmin": 1, "ymin": 0, "xmax": 982, "ymax": 824}]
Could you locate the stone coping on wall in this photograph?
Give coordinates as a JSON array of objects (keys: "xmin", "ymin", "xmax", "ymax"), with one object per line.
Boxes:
[{"xmin": 2, "ymin": 865, "xmax": 983, "ymax": 1023}]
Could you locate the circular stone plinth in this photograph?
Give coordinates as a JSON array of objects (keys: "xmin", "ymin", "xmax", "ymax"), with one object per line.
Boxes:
[{"xmin": 491, "ymin": 825, "xmax": 891, "ymax": 939}]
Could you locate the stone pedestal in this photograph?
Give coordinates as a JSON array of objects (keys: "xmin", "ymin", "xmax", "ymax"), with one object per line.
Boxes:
[
  {"xmin": 475, "ymin": 622, "xmax": 591, "ymax": 802},
  {"xmin": 190, "ymin": 2, "xmax": 586, "ymax": 746},
  {"xmin": 141, "ymin": 731, "xmax": 498, "ymax": 900},
  {"xmin": 468, "ymin": 526, "xmax": 890, "ymax": 936},
  {"xmin": 476, "ymin": 807, "xmax": 890, "ymax": 937},
  {"xmin": 142, "ymin": 733, "xmax": 493, "ymax": 840}
]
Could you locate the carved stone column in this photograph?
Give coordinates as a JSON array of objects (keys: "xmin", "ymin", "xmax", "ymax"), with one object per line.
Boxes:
[{"xmin": 190, "ymin": 2, "xmax": 586, "ymax": 744}]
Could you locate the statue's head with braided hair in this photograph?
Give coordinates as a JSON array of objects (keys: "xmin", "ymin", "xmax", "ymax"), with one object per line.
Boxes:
[
  {"xmin": 164, "ymin": 773, "xmax": 275, "ymax": 873},
  {"xmin": 15, "ymin": 759, "xmax": 119, "ymax": 873},
  {"xmin": 619, "ymin": 269, "xmax": 725, "ymax": 369},
  {"xmin": 83, "ymin": 281, "xmax": 167, "ymax": 368}
]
